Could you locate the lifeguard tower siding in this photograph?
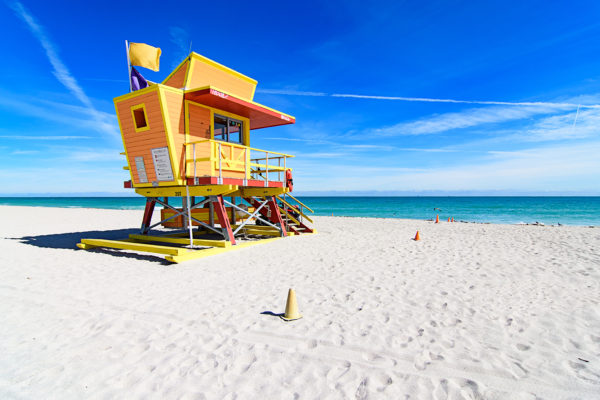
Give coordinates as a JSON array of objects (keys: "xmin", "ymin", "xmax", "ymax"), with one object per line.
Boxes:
[{"xmin": 77, "ymin": 52, "xmax": 315, "ymax": 262}]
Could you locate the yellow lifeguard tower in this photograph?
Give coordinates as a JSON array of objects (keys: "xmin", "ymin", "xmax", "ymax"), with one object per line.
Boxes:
[{"xmin": 77, "ymin": 50, "xmax": 314, "ymax": 262}]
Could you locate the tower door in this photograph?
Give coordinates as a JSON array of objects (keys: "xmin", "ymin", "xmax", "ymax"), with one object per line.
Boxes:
[{"xmin": 187, "ymin": 102, "xmax": 211, "ymax": 140}]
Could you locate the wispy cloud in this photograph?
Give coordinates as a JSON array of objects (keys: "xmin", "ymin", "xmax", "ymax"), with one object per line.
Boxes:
[
  {"xmin": 303, "ymin": 152, "xmax": 347, "ymax": 158},
  {"xmin": 170, "ymin": 26, "xmax": 190, "ymax": 69},
  {"xmin": 0, "ymin": 93, "xmax": 116, "ymax": 136},
  {"xmin": 331, "ymin": 93, "xmax": 600, "ymax": 109},
  {"xmin": 11, "ymin": 150, "xmax": 39, "ymax": 155},
  {"xmin": 257, "ymin": 89, "xmax": 328, "ymax": 97},
  {"xmin": 515, "ymin": 108, "xmax": 600, "ymax": 142},
  {"xmin": 445, "ymin": 106, "xmax": 600, "ymax": 149},
  {"xmin": 257, "ymin": 88, "xmax": 600, "ymax": 109},
  {"xmin": 7, "ymin": 1, "xmax": 118, "ymax": 138},
  {"xmin": 342, "ymin": 144, "xmax": 394, "ymax": 150},
  {"xmin": 0, "ymin": 135, "xmax": 92, "ymax": 140},
  {"xmin": 386, "ymin": 141, "xmax": 600, "ymax": 191},
  {"xmin": 261, "ymin": 136, "xmax": 332, "ymax": 145},
  {"xmin": 396, "ymin": 147, "xmax": 457, "ymax": 153},
  {"xmin": 66, "ymin": 149, "xmax": 123, "ymax": 162},
  {"xmin": 373, "ymin": 104, "xmax": 569, "ymax": 136},
  {"xmin": 297, "ymin": 141, "xmax": 600, "ymax": 192}
]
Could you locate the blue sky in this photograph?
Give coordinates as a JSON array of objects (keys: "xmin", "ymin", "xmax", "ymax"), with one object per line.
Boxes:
[{"xmin": 1, "ymin": 0, "xmax": 600, "ymax": 195}]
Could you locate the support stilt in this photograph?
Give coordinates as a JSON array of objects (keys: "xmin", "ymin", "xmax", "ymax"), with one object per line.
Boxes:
[
  {"xmin": 267, "ymin": 196, "xmax": 287, "ymax": 237},
  {"xmin": 209, "ymin": 201, "xmax": 215, "ymax": 227},
  {"xmin": 79, "ymin": 190, "xmax": 314, "ymax": 263},
  {"xmin": 141, "ymin": 198, "xmax": 156, "ymax": 234},
  {"xmin": 212, "ymin": 195, "xmax": 236, "ymax": 245}
]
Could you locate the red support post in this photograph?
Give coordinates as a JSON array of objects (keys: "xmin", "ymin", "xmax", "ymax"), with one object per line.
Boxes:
[
  {"xmin": 212, "ymin": 195, "xmax": 236, "ymax": 245},
  {"xmin": 141, "ymin": 198, "xmax": 156, "ymax": 233},
  {"xmin": 267, "ymin": 196, "xmax": 287, "ymax": 237},
  {"xmin": 245, "ymin": 197, "xmax": 287, "ymax": 237}
]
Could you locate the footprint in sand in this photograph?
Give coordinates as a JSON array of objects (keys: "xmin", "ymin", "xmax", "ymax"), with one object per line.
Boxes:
[
  {"xmin": 433, "ymin": 379, "xmax": 449, "ymax": 400},
  {"xmin": 326, "ymin": 361, "xmax": 352, "ymax": 386},
  {"xmin": 516, "ymin": 343, "xmax": 530, "ymax": 351},
  {"xmin": 363, "ymin": 352, "xmax": 396, "ymax": 368},
  {"xmin": 509, "ymin": 361, "xmax": 528, "ymax": 379},
  {"xmin": 372, "ymin": 371, "xmax": 393, "ymax": 392},
  {"xmin": 566, "ymin": 360, "xmax": 600, "ymax": 383},
  {"xmin": 355, "ymin": 378, "xmax": 368, "ymax": 400}
]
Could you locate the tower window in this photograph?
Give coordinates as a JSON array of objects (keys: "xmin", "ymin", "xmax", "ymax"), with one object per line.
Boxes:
[
  {"xmin": 214, "ymin": 114, "xmax": 243, "ymax": 144},
  {"xmin": 131, "ymin": 104, "xmax": 149, "ymax": 131}
]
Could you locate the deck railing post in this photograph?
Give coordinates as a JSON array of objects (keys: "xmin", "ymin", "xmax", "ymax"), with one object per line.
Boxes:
[
  {"xmin": 243, "ymin": 147, "xmax": 248, "ymax": 186},
  {"xmin": 193, "ymin": 143, "xmax": 197, "ymax": 185},
  {"xmin": 284, "ymin": 157, "xmax": 287, "ymax": 189},
  {"xmin": 186, "ymin": 186, "xmax": 193, "ymax": 247},
  {"xmin": 218, "ymin": 142, "xmax": 223, "ymax": 184},
  {"xmin": 265, "ymin": 152, "xmax": 269, "ymax": 187}
]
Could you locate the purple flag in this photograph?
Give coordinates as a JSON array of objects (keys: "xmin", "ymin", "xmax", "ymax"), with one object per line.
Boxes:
[{"xmin": 130, "ymin": 67, "xmax": 148, "ymax": 91}]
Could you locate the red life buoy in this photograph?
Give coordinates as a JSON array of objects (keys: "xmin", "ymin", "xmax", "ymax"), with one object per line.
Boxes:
[{"xmin": 286, "ymin": 169, "xmax": 293, "ymax": 192}]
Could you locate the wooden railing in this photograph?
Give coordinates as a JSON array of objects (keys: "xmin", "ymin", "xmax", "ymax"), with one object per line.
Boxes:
[
  {"xmin": 277, "ymin": 194, "xmax": 314, "ymax": 225},
  {"xmin": 184, "ymin": 139, "xmax": 294, "ymax": 185}
]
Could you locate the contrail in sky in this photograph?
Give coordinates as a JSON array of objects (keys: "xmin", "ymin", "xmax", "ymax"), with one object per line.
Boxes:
[
  {"xmin": 7, "ymin": 0, "xmax": 118, "ymax": 138},
  {"xmin": 257, "ymin": 89, "xmax": 600, "ymax": 109}
]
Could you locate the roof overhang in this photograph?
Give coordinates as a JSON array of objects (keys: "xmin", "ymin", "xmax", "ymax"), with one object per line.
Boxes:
[{"xmin": 184, "ymin": 87, "xmax": 295, "ymax": 130}]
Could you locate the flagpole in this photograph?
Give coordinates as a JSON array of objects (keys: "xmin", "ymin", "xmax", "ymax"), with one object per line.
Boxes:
[{"xmin": 125, "ymin": 40, "xmax": 132, "ymax": 92}]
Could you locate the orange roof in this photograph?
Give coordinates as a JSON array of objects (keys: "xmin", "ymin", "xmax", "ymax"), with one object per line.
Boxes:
[
  {"xmin": 185, "ymin": 87, "xmax": 295, "ymax": 130},
  {"xmin": 163, "ymin": 53, "xmax": 257, "ymax": 101}
]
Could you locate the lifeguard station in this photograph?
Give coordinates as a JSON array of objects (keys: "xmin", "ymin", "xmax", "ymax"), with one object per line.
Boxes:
[{"xmin": 77, "ymin": 49, "xmax": 315, "ymax": 263}]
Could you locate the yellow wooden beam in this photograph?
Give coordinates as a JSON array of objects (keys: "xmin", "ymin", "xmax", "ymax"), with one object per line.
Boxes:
[
  {"xmin": 230, "ymin": 224, "xmax": 294, "ymax": 236},
  {"xmin": 77, "ymin": 242, "xmax": 99, "ymax": 250},
  {"xmin": 129, "ymin": 234, "xmax": 230, "ymax": 248},
  {"xmin": 135, "ymin": 184, "xmax": 237, "ymax": 198},
  {"xmin": 235, "ymin": 187, "xmax": 287, "ymax": 197},
  {"xmin": 79, "ymin": 239, "xmax": 188, "ymax": 256},
  {"xmin": 165, "ymin": 237, "xmax": 282, "ymax": 263},
  {"xmin": 77, "ymin": 238, "xmax": 138, "ymax": 250},
  {"xmin": 239, "ymin": 228, "xmax": 283, "ymax": 237}
]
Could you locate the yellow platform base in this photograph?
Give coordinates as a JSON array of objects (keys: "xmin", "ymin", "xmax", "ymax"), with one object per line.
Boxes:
[{"xmin": 77, "ymin": 233, "xmax": 286, "ymax": 263}]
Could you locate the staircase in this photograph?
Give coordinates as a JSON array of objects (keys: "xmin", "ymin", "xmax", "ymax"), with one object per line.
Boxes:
[{"xmin": 274, "ymin": 193, "xmax": 315, "ymax": 234}]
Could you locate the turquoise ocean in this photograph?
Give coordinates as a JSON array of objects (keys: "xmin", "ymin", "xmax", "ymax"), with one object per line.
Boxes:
[{"xmin": 1, "ymin": 196, "xmax": 599, "ymax": 226}]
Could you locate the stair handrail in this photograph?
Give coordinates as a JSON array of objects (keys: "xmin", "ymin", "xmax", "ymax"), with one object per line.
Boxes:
[
  {"xmin": 278, "ymin": 206, "xmax": 302, "ymax": 226},
  {"xmin": 283, "ymin": 193, "xmax": 314, "ymax": 213},
  {"xmin": 277, "ymin": 195, "xmax": 313, "ymax": 224}
]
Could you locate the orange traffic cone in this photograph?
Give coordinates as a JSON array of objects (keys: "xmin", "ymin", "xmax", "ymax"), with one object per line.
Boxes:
[
  {"xmin": 435, "ymin": 215, "xmax": 439, "ymax": 223},
  {"xmin": 281, "ymin": 288, "xmax": 302, "ymax": 321},
  {"xmin": 414, "ymin": 231, "xmax": 420, "ymax": 241}
]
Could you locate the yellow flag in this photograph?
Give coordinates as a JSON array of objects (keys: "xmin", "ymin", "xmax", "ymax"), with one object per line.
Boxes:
[{"xmin": 129, "ymin": 42, "xmax": 161, "ymax": 71}]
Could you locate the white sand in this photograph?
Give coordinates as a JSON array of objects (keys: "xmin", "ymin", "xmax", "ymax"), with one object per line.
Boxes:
[{"xmin": 0, "ymin": 205, "xmax": 599, "ymax": 399}]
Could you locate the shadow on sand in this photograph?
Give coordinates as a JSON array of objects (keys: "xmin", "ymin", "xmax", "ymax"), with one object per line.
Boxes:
[
  {"xmin": 8, "ymin": 228, "xmax": 171, "ymax": 264},
  {"xmin": 260, "ymin": 311, "xmax": 284, "ymax": 318}
]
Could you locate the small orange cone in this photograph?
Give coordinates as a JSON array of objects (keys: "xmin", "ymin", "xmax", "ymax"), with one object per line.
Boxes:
[
  {"xmin": 281, "ymin": 288, "xmax": 302, "ymax": 321},
  {"xmin": 414, "ymin": 231, "xmax": 420, "ymax": 241},
  {"xmin": 435, "ymin": 214, "xmax": 439, "ymax": 223},
  {"xmin": 447, "ymin": 217, "xmax": 450, "ymax": 222}
]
